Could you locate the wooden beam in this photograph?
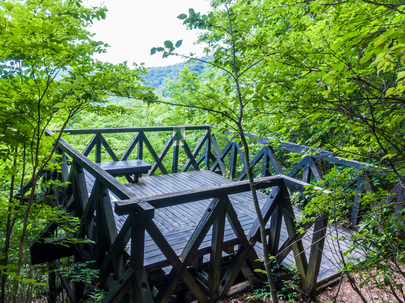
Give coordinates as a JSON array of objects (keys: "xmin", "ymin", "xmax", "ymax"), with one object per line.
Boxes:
[
  {"xmin": 182, "ymin": 129, "xmax": 209, "ymax": 172},
  {"xmin": 282, "ymin": 175, "xmax": 330, "ymax": 194},
  {"xmin": 115, "ymin": 175, "xmax": 283, "ymax": 214},
  {"xmin": 209, "ymin": 133, "xmax": 227, "ymax": 175},
  {"xmin": 351, "ymin": 175, "xmax": 365, "ymax": 229},
  {"xmin": 248, "ymin": 186, "xmax": 282, "ymax": 242},
  {"xmin": 120, "ymin": 132, "xmax": 141, "ymax": 161},
  {"xmin": 182, "ymin": 140, "xmax": 200, "ymax": 171},
  {"xmin": 143, "ymin": 133, "xmax": 169, "ymax": 175},
  {"xmin": 145, "ymin": 218, "xmax": 209, "ymax": 303},
  {"xmin": 56, "ymin": 125, "xmax": 211, "ymax": 135},
  {"xmin": 209, "ymin": 196, "xmax": 226, "ymax": 300},
  {"xmin": 99, "ymin": 134, "xmax": 119, "ymax": 162},
  {"xmin": 302, "ymin": 214, "xmax": 328, "ymax": 294}
]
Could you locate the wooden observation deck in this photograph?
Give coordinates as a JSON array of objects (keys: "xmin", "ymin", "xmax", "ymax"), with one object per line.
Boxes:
[{"xmin": 30, "ymin": 126, "xmax": 400, "ymax": 303}]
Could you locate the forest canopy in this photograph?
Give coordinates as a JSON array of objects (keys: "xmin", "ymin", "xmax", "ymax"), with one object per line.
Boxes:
[{"xmin": 0, "ymin": 0, "xmax": 405, "ymax": 302}]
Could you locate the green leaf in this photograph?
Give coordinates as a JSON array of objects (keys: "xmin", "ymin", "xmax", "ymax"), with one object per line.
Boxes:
[
  {"xmin": 175, "ymin": 40, "xmax": 183, "ymax": 48},
  {"xmin": 164, "ymin": 40, "xmax": 173, "ymax": 49},
  {"xmin": 177, "ymin": 13, "xmax": 187, "ymax": 20},
  {"xmin": 53, "ymin": 102, "xmax": 65, "ymax": 109},
  {"xmin": 397, "ymin": 71, "xmax": 405, "ymax": 81},
  {"xmin": 150, "ymin": 47, "xmax": 157, "ymax": 55}
]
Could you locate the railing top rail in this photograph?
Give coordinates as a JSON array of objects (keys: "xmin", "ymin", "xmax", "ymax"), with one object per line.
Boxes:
[
  {"xmin": 53, "ymin": 125, "xmax": 211, "ymax": 135},
  {"xmin": 114, "ymin": 175, "xmax": 329, "ymax": 215},
  {"xmin": 114, "ymin": 175, "xmax": 284, "ymax": 214},
  {"xmin": 242, "ymin": 132, "xmax": 378, "ymax": 172}
]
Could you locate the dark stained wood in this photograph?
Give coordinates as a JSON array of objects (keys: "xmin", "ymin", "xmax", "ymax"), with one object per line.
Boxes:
[
  {"xmin": 145, "ymin": 219, "xmax": 208, "ymax": 303},
  {"xmin": 58, "ymin": 125, "xmax": 211, "ymax": 135},
  {"xmin": 99, "ymin": 134, "xmax": 119, "ymax": 162},
  {"xmin": 83, "ymin": 134, "xmax": 97, "ymax": 157},
  {"xmin": 115, "ymin": 174, "xmax": 283, "ymax": 214},
  {"xmin": 39, "ymin": 127, "xmax": 374, "ymax": 301},
  {"xmin": 172, "ymin": 144, "xmax": 179, "ymax": 173},
  {"xmin": 49, "ymin": 132, "xmax": 155, "ymax": 217},
  {"xmin": 209, "ymin": 196, "xmax": 226, "ymax": 300},
  {"xmin": 97, "ymin": 159, "xmax": 151, "ymax": 183},
  {"xmin": 303, "ymin": 214, "xmax": 328, "ymax": 294},
  {"xmin": 182, "ymin": 140, "xmax": 200, "ymax": 171},
  {"xmin": 120, "ymin": 132, "xmax": 141, "ymax": 161},
  {"xmin": 209, "ymin": 133, "xmax": 227, "ymax": 175},
  {"xmin": 351, "ymin": 175, "xmax": 365, "ymax": 229},
  {"xmin": 142, "ymin": 133, "xmax": 169, "ymax": 175}
]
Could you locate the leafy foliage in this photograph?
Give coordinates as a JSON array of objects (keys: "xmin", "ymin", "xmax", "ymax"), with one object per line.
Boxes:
[{"xmin": 0, "ymin": 0, "xmax": 153, "ymax": 301}]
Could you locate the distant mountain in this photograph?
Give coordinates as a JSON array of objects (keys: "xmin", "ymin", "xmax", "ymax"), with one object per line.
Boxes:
[{"xmin": 142, "ymin": 58, "xmax": 209, "ymax": 90}]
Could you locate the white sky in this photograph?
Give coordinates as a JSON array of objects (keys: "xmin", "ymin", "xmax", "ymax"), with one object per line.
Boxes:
[{"xmin": 84, "ymin": 0, "xmax": 212, "ymax": 67}]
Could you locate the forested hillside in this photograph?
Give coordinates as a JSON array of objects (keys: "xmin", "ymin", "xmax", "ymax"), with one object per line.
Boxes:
[
  {"xmin": 1, "ymin": 0, "xmax": 405, "ymax": 302},
  {"xmin": 142, "ymin": 58, "xmax": 208, "ymax": 89}
]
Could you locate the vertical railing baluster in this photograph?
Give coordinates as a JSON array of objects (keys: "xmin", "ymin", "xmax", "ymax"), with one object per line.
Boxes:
[
  {"xmin": 172, "ymin": 144, "xmax": 179, "ymax": 173},
  {"xmin": 229, "ymin": 142, "xmax": 238, "ymax": 179},
  {"xmin": 95, "ymin": 133, "xmax": 102, "ymax": 163},
  {"xmin": 205, "ymin": 130, "xmax": 211, "ymax": 168},
  {"xmin": 137, "ymin": 132, "xmax": 144, "ymax": 160}
]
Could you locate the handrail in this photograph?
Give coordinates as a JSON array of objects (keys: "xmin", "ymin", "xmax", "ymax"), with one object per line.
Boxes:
[
  {"xmin": 53, "ymin": 125, "xmax": 211, "ymax": 134},
  {"xmin": 115, "ymin": 175, "xmax": 284, "ymax": 214}
]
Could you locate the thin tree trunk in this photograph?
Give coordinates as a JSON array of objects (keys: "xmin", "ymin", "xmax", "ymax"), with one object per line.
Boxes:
[
  {"xmin": 0, "ymin": 151, "xmax": 18, "ymax": 303},
  {"xmin": 239, "ymin": 130, "xmax": 278, "ymax": 303}
]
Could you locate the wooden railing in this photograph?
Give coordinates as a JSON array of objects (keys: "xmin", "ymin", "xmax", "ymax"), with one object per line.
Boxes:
[
  {"xmin": 31, "ymin": 126, "xmax": 404, "ymax": 302},
  {"xmin": 34, "ymin": 129, "xmax": 330, "ymax": 301},
  {"xmin": 60, "ymin": 126, "xmax": 225, "ymax": 176}
]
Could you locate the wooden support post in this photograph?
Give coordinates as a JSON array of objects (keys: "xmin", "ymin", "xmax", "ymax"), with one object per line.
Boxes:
[
  {"xmin": 205, "ymin": 130, "xmax": 211, "ymax": 168},
  {"xmin": 229, "ymin": 143, "xmax": 238, "ymax": 179},
  {"xmin": 95, "ymin": 134, "xmax": 102, "ymax": 163},
  {"xmin": 130, "ymin": 269, "xmax": 154, "ymax": 303},
  {"xmin": 268, "ymin": 204, "xmax": 282, "ymax": 256},
  {"xmin": 209, "ymin": 196, "xmax": 226, "ymax": 300},
  {"xmin": 267, "ymin": 146, "xmax": 283, "ymax": 175},
  {"xmin": 302, "ymin": 165, "xmax": 310, "ymax": 183},
  {"xmin": 395, "ymin": 186, "xmax": 405, "ymax": 219},
  {"xmin": 48, "ymin": 263, "xmax": 57, "ymax": 303},
  {"xmin": 220, "ymin": 197, "xmax": 261, "ymax": 296},
  {"xmin": 144, "ymin": 134, "xmax": 170, "ymax": 175},
  {"xmin": 146, "ymin": 218, "xmax": 209, "ymax": 303},
  {"xmin": 182, "ymin": 141, "xmax": 200, "ymax": 171},
  {"xmin": 71, "ymin": 162, "xmax": 88, "ymax": 218},
  {"xmin": 351, "ymin": 175, "xmax": 365, "ymax": 229},
  {"xmin": 83, "ymin": 134, "xmax": 97, "ymax": 157},
  {"xmin": 248, "ymin": 186, "xmax": 281, "ymax": 242},
  {"xmin": 172, "ymin": 144, "xmax": 179, "ymax": 173},
  {"xmin": 280, "ymin": 186, "xmax": 308, "ymax": 279},
  {"xmin": 308, "ymin": 157, "xmax": 323, "ymax": 182},
  {"xmin": 262, "ymin": 147, "xmax": 270, "ymax": 177},
  {"xmin": 130, "ymin": 214, "xmax": 145, "ymax": 270},
  {"xmin": 52, "ymin": 260, "xmax": 77, "ymax": 303},
  {"xmin": 137, "ymin": 133, "xmax": 144, "ymax": 160},
  {"xmin": 302, "ymin": 214, "xmax": 328, "ymax": 295}
]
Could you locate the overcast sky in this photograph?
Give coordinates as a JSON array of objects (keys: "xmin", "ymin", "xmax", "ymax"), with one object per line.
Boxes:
[{"xmin": 85, "ymin": 0, "xmax": 211, "ymax": 67}]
